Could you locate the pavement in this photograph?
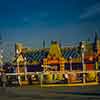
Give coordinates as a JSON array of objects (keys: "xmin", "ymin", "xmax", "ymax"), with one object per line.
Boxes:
[{"xmin": 0, "ymin": 85, "xmax": 100, "ymax": 100}]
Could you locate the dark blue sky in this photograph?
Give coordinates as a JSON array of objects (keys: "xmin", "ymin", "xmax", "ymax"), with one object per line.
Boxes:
[{"xmin": 0, "ymin": 0, "xmax": 100, "ymax": 48}]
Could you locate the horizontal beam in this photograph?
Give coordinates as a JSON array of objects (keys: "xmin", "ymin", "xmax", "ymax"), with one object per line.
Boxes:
[{"xmin": 2, "ymin": 70, "xmax": 100, "ymax": 76}]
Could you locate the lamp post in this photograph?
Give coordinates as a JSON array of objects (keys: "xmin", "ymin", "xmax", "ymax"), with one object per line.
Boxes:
[
  {"xmin": 81, "ymin": 42, "xmax": 86, "ymax": 84},
  {"xmin": 0, "ymin": 49, "xmax": 3, "ymax": 70},
  {"xmin": 0, "ymin": 49, "xmax": 7, "ymax": 89},
  {"xmin": 24, "ymin": 57, "xmax": 27, "ymax": 80},
  {"xmin": 16, "ymin": 49, "xmax": 21, "ymax": 86},
  {"xmin": 69, "ymin": 56, "xmax": 72, "ymax": 71}
]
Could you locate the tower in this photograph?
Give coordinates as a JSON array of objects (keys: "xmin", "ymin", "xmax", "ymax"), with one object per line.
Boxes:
[
  {"xmin": 15, "ymin": 43, "xmax": 23, "ymax": 56},
  {"xmin": 94, "ymin": 32, "xmax": 100, "ymax": 54},
  {"xmin": 94, "ymin": 32, "xmax": 98, "ymax": 53}
]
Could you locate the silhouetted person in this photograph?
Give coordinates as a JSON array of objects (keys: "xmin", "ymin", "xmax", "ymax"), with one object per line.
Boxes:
[
  {"xmin": 1, "ymin": 71, "xmax": 7, "ymax": 91},
  {"xmin": 28, "ymin": 75, "xmax": 32, "ymax": 85},
  {"xmin": 63, "ymin": 73, "xmax": 69, "ymax": 84},
  {"xmin": 7, "ymin": 76, "xmax": 12, "ymax": 87}
]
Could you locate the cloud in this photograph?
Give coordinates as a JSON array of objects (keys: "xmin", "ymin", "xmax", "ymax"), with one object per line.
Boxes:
[{"xmin": 80, "ymin": 3, "xmax": 100, "ymax": 19}]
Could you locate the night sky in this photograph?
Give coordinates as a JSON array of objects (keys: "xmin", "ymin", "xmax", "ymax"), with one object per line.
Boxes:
[{"xmin": 0, "ymin": 0, "xmax": 100, "ymax": 48}]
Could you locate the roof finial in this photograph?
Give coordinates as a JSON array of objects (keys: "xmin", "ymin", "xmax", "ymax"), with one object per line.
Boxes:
[{"xmin": 94, "ymin": 32, "xmax": 98, "ymax": 41}]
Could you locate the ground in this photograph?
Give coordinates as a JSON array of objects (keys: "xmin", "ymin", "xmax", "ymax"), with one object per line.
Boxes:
[{"xmin": 0, "ymin": 85, "xmax": 100, "ymax": 100}]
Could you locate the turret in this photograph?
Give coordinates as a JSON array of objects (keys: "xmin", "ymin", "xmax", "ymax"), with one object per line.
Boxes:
[
  {"xmin": 94, "ymin": 32, "xmax": 100, "ymax": 54},
  {"xmin": 47, "ymin": 41, "xmax": 62, "ymax": 59}
]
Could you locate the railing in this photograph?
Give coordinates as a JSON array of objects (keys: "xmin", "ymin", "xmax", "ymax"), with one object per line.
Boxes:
[{"xmin": 0, "ymin": 70, "xmax": 100, "ymax": 87}]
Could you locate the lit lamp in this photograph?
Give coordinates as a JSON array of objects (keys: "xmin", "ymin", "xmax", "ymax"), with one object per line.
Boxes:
[
  {"xmin": 69, "ymin": 56, "xmax": 72, "ymax": 71},
  {"xmin": 81, "ymin": 44, "xmax": 85, "ymax": 69},
  {"xmin": 16, "ymin": 49, "xmax": 19, "ymax": 56},
  {"xmin": 81, "ymin": 42, "xmax": 86, "ymax": 84},
  {"xmin": 1, "ymin": 49, "xmax": 3, "ymax": 53}
]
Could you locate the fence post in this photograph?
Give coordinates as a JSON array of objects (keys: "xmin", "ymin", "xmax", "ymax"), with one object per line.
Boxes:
[
  {"xmin": 96, "ymin": 61, "xmax": 98, "ymax": 83},
  {"xmin": 40, "ymin": 72, "xmax": 43, "ymax": 88}
]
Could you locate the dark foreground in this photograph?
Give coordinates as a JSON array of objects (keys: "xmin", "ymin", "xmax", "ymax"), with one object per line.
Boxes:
[{"xmin": 0, "ymin": 85, "xmax": 100, "ymax": 100}]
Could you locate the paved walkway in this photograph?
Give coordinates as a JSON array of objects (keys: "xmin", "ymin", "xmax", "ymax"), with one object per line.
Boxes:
[{"xmin": 0, "ymin": 85, "xmax": 100, "ymax": 100}]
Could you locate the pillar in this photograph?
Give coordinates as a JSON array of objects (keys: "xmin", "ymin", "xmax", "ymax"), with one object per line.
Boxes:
[
  {"xmin": 43, "ymin": 58, "xmax": 48, "ymax": 72},
  {"xmin": 60, "ymin": 57, "xmax": 65, "ymax": 72},
  {"xmin": 96, "ymin": 60, "xmax": 98, "ymax": 83}
]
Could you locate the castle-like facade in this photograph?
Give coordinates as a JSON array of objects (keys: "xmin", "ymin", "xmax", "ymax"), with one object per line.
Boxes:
[{"xmin": 14, "ymin": 32, "xmax": 100, "ymax": 73}]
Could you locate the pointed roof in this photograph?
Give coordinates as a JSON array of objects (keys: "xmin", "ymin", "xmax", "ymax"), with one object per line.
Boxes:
[{"xmin": 47, "ymin": 41, "xmax": 62, "ymax": 59}]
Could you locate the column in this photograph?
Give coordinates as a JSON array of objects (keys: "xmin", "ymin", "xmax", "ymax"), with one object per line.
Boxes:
[
  {"xmin": 69, "ymin": 56, "xmax": 72, "ymax": 71},
  {"xmin": 24, "ymin": 57, "xmax": 27, "ymax": 81},
  {"xmin": 60, "ymin": 57, "xmax": 65, "ymax": 72}
]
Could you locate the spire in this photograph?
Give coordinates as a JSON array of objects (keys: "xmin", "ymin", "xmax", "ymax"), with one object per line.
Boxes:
[
  {"xmin": 48, "ymin": 41, "xmax": 62, "ymax": 59},
  {"xmin": 94, "ymin": 32, "xmax": 99, "ymax": 53},
  {"xmin": 94, "ymin": 32, "xmax": 98, "ymax": 42},
  {"xmin": 0, "ymin": 33, "xmax": 2, "ymax": 45},
  {"xmin": 43, "ymin": 40, "xmax": 45, "ymax": 48},
  {"xmin": 59, "ymin": 40, "xmax": 62, "ymax": 48},
  {"xmin": 87, "ymin": 37, "xmax": 90, "ymax": 42}
]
